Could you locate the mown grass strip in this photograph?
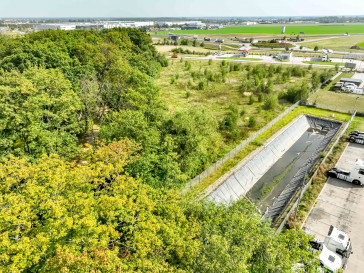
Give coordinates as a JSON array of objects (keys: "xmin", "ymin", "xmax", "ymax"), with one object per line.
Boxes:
[{"xmin": 302, "ymin": 61, "xmax": 345, "ymax": 66}]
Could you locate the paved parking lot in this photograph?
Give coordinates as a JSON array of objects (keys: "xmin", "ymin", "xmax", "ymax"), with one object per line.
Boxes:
[{"xmin": 302, "ymin": 142, "xmax": 364, "ymax": 272}]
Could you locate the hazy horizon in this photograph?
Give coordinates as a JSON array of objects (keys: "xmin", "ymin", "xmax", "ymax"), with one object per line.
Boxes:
[{"xmin": 1, "ymin": 0, "xmax": 363, "ymax": 18}]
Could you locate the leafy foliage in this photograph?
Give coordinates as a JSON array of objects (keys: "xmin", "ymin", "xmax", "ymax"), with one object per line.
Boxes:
[
  {"xmin": 0, "ymin": 67, "xmax": 84, "ymax": 159},
  {"xmin": 0, "ymin": 139, "xmax": 320, "ymax": 272}
]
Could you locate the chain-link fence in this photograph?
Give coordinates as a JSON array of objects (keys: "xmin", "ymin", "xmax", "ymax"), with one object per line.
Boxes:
[
  {"xmin": 264, "ymin": 116, "xmax": 343, "ymax": 223},
  {"xmin": 276, "ymin": 111, "xmax": 357, "ymax": 233},
  {"xmin": 182, "ymin": 101, "xmax": 300, "ymax": 194}
]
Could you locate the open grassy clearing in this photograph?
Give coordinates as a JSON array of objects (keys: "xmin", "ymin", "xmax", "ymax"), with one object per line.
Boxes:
[
  {"xmin": 359, "ymin": 42, "xmax": 364, "ymax": 48},
  {"xmin": 302, "ymin": 61, "xmax": 345, "ymax": 66},
  {"xmin": 300, "ymin": 36, "xmax": 364, "ymax": 52},
  {"xmin": 158, "ymin": 58, "xmax": 325, "ymax": 122},
  {"xmin": 308, "ymin": 72, "xmax": 364, "ymax": 113},
  {"xmin": 156, "ymin": 24, "xmax": 364, "ymax": 35}
]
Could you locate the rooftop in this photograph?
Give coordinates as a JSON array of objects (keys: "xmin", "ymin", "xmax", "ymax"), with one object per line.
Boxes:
[{"xmin": 340, "ymin": 78, "xmax": 363, "ymax": 83}]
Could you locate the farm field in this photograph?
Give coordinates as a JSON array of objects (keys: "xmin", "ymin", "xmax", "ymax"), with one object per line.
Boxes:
[
  {"xmin": 359, "ymin": 41, "xmax": 364, "ymax": 48},
  {"xmin": 156, "ymin": 24, "xmax": 364, "ymax": 35},
  {"xmin": 300, "ymin": 36, "xmax": 364, "ymax": 51}
]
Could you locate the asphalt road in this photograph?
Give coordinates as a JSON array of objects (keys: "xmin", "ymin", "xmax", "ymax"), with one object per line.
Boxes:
[{"xmin": 302, "ymin": 142, "xmax": 364, "ymax": 272}]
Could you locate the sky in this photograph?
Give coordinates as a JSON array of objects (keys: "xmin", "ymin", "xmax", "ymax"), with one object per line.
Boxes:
[{"xmin": 0, "ymin": 0, "xmax": 363, "ymax": 18}]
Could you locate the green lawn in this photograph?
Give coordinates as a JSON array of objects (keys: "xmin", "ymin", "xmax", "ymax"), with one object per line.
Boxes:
[
  {"xmin": 300, "ymin": 36, "xmax": 364, "ymax": 52},
  {"xmin": 216, "ymin": 57, "xmax": 262, "ymax": 61},
  {"xmin": 308, "ymin": 72, "xmax": 364, "ymax": 114},
  {"xmin": 155, "ymin": 24, "xmax": 364, "ymax": 35},
  {"xmin": 302, "ymin": 61, "xmax": 345, "ymax": 66},
  {"xmin": 359, "ymin": 42, "xmax": 364, "ymax": 48}
]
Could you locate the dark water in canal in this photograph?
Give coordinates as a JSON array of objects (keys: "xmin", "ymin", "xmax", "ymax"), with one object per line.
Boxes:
[{"xmin": 247, "ymin": 128, "xmax": 327, "ymax": 213}]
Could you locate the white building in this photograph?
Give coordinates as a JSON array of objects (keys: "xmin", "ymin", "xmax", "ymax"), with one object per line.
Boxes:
[
  {"xmin": 0, "ymin": 26, "xmax": 9, "ymax": 32},
  {"xmin": 242, "ymin": 21, "xmax": 257, "ymax": 25},
  {"xmin": 277, "ymin": 51, "xmax": 292, "ymax": 61},
  {"xmin": 104, "ymin": 21, "xmax": 154, "ymax": 29},
  {"xmin": 35, "ymin": 24, "xmax": 76, "ymax": 31}
]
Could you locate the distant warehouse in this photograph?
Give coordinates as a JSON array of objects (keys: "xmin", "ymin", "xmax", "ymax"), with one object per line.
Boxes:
[{"xmin": 340, "ymin": 78, "xmax": 362, "ymax": 87}]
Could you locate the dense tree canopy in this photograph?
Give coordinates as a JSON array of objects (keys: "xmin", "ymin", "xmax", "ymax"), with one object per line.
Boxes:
[
  {"xmin": 0, "ymin": 67, "xmax": 84, "ymax": 159},
  {"xmin": 0, "ymin": 29, "xmax": 323, "ymax": 272},
  {"xmin": 0, "ymin": 139, "xmax": 319, "ymax": 272}
]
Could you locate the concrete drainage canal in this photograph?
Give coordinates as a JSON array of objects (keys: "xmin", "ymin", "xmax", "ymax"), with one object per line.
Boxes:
[{"xmin": 206, "ymin": 115, "xmax": 343, "ymax": 223}]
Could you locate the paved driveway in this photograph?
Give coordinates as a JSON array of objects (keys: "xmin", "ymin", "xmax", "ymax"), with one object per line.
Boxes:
[{"xmin": 302, "ymin": 143, "xmax": 364, "ymax": 272}]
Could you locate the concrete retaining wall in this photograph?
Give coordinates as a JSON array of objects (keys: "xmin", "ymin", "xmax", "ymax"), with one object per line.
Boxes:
[{"xmin": 207, "ymin": 115, "xmax": 311, "ymax": 203}]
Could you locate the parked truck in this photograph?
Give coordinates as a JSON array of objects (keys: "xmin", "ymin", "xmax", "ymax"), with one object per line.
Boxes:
[
  {"xmin": 309, "ymin": 225, "xmax": 352, "ymax": 272},
  {"xmin": 349, "ymin": 130, "xmax": 364, "ymax": 144},
  {"xmin": 309, "ymin": 239, "xmax": 342, "ymax": 273},
  {"xmin": 327, "ymin": 158, "xmax": 364, "ymax": 186},
  {"xmin": 324, "ymin": 225, "xmax": 352, "ymax": 258}
]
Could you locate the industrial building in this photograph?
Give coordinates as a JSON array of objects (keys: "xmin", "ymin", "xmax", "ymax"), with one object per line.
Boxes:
[
  {"xmin": 0, "ymin": 26, "xmax": 9, "ymax": 32},
  {"xmin": 277, "ymin": 51, "xmax": 292, "ymax": 61},
  {"xmin": 340, "ymin": 78, "xmax": 363, "ymax": 87},
  {"xmin": 34, "ymin": 21, "xmax": 154, "ymax": 32}
]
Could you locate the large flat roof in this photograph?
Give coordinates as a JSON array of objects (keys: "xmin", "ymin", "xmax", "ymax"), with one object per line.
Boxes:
[{"xmin": 340, "ymin": 78, "xmax": 363, "ymax": 83}]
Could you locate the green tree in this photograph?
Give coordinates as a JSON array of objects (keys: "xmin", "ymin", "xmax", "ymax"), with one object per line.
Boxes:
[
  {"xmin": 0, "ymin": 67, "xmax": 84, "ymax": 159},
  {"xmin": 263, "ymin": 94, "xmax": 278, "ymax": 110},
  {"xmin": 0, "ymin": 139, "xmax": 199, "ymax": 272}
]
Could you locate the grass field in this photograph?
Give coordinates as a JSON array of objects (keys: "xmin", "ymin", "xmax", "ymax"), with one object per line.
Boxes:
[
  {"xmin": 300, "ymin": 36, "xmax": 364, "ymax": 52},
  {"xmin": 157, "ymin": 59, "xmax": 325, "ymax": 121},
  {"xmin": 359, "ymin": 42, "xmax": 364, "ymax": 48},
  {"xmin": 302, "ymin": 61, "xmax": 345, "ymax": 66},
  {"xmin": 155, "ymin": 24, "xmax": 364, "ymax": 35},
  {"xmin": 308, "ymin": 72, "xmax": 364, "ymax": 113}
]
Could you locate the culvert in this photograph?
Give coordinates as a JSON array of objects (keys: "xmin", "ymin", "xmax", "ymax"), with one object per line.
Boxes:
[{"xmin": 206, "ymin": 115, "xmax": 343, "ymax": 222}]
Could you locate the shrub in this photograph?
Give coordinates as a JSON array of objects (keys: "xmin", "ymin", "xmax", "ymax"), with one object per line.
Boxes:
[
  {"xmin": 248, "ymin": 116, "xmax": 257, "ymax": 128},
  {"xmin": 263, "ymin": 94, "xmax": 278, "ymax": 110},
  {"xmin": 198, "ymin": 81, "xmax": 206, "ymax": 90},
  {"xmin": 248, "ymin": 94, "xmax": 255, "ymax": 105}
]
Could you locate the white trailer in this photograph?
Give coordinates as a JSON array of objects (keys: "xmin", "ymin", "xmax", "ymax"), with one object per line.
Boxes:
[{"xmin": 328, "ymin": 158, "xmax": 364, "ymax": 185}]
